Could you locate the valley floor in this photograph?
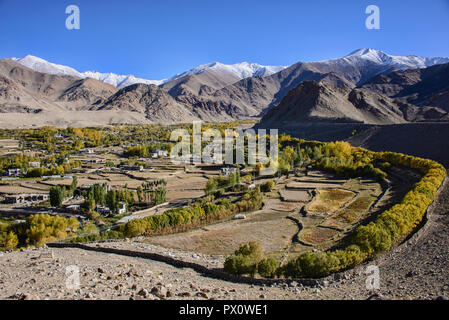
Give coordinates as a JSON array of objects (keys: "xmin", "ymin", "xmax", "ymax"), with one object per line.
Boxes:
[{"xmin": 1, "ymin": 179, "xmax": 448, "ymax": 300}]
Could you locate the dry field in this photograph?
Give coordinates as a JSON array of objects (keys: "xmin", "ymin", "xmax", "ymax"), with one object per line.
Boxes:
[
  {"xmin": 145, "ymin": 199, "xmax": 300, "ymax": 256},
  {"xmin": 307, "ymin": 189, "xmax": 356, "ymax": 213},
  {"xmin": 142, "ymin": 174, "xmax": 388, "ymax": 260}
]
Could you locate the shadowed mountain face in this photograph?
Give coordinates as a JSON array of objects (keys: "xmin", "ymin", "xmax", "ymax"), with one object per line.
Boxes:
[
  {"xmin": 361, "ymin": 62, "xmax": 449, "ymax": 112},
  {"xmin": 259, "ymin": 78, "xmax": 448, "ymax": 126}
]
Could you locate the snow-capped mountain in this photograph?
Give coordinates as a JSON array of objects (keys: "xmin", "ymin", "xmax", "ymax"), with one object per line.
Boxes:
[
  {"xmin": 338, "ymin": 48, "xmax": 449, "ymax": 69},
  {"xmin": 9, "ymin": 50, "xmax": 449, "ymax": 92},
  {"xmin": 170, "ymin": 62, "xmax": 288, "ymax": 81},
  {"xmin": 81, "ymin": 71, "xmax": 165, "ymax": 88},
  {"xmin": 11, "ymin": 55, "xmax": 287, "ymax": 89},
  {"xmin": 12, "ymin": 55, "xmax": 82, "ymax": 78},
  {"xmin": 12, "ymin": 55, "xmax": 165, "ymax": 88}
]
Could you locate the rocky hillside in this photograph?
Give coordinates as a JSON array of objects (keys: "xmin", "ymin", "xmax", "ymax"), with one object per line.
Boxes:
[
  {"xmin": 362, "ymin": 62, "xmax": 449, "ymax": 112},
  {"xmin": 259, "ymin": 79, "xmax": 448, "ymax": 126}
]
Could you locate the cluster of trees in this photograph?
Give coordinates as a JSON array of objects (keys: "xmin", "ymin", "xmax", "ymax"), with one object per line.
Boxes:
[
  {"xmin": 49, "ymin": 177, "xmax": 78, "ymax": 207},
  {"xmin": 84, "ymin": 183, "xmax": 135, "ymax": 215},
  {"xmin": 274, "ymin": 140, "xmax": 388, "ymax": 182},
  {"xmin": 124, "ymin": 143, "xmax": 172, "ymax": 158},
  {"xmin": 137, "ymin": 180, "xmax": 167, "ymax": 206},
  {"xmin": 260, "ymin": 180, "xmax": 275, "ymax": 192},
  {"xmin": 0, "ymin": 214, "xmax": 79, "ymax": 250},
  {"xmin": 122, "ymin": 188, "xmax": 263, "ymax": 238},
  {"xmin": 224, "ymin": 241, "xmax": 279, "ymax": 278},
  {"xmin": 0, "ymin": 152, "xmax": 80, "ymax": 177},
  {"xmin": 225, "ymin": 143, "xmax": 446, "ymax": 279},
  {"xmin": 205, "ymin": 169, "xmax": 241, "ymax": 196}
]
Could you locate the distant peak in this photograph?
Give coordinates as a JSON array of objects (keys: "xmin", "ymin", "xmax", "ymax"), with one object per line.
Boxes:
[{"xmin": 347, "ymin": 48, "xmax": 382, "ymax": 56}]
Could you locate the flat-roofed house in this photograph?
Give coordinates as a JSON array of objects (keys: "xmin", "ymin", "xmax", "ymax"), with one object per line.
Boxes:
[
  {"xmin": 8, "ymin": 168, "xmax": 22, "ymax": 176},
  {"xmin": 28, "ymin": 161, "xmax": 41, "ymax": 168},
  {"xmin": 5, "ymin": 193, "xmax": 49, "ymax": 204},
  {"xmin": 118, "ymin": 201, "xmax": 127, "ymax": 215}
]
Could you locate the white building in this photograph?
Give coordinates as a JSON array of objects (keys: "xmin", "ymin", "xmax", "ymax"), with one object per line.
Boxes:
[
  {"xmin": 118, "ymin": 202, "xmax": 127, "ymax": 215},
  {"xmin": 155, "ymin": 149, "xmax": 168, "ymax": 157},
  {"xmin": 28, "ymin": 161, "xmax": 41, "ymax": 168},
  {"xmin": 221, "ymin": 167, "xmax": 237, "ymax": 176},
  {"xmin": 7, "ymin": 168, "xmax": 22, "ymax": 176}
]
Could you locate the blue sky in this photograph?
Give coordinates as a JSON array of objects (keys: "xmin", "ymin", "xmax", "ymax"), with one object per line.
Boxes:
[{"xmin": 0, "ymin": 0, "xmax": 448, "ymax": 79}]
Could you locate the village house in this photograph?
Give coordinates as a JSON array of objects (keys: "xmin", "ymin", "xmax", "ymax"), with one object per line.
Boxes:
[
  {"xmin": 97, "ymin": 206, "xmax": 111, "ymax": 215},
  {"xmin": 28, "ymin": 161, "xmax": 41, "ymax": 168},
  {"xmin": 79, "ymin": 148, "xmax": 94, "ymax": 154},
  {"xmin": 4, "ymin": 193, "xmax": 49, "ymax": 205},
  {"xmin": 7, "ymin": 168, "xmax": 22, "ymax": 176},
  {"xmin": 118, "ymin": 201, "xmax": 127, "ymax": 215},
  {"xmin": 120, "ymin": 164, "xmax": 144, "ymax": 172},
  {"xmin": 221, "ymin": 167, "xmax": 237, "ymax": 176},
  {"xmin": 66, "ymin": 204, "xmax": 81, "ymax": 211},
  {"xmin": 152, "ymin": 149, "xmax": 168, "ymax": 158}
]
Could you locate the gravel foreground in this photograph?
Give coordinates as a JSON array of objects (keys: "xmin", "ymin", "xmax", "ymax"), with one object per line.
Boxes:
[{"xmin": 1, "ymin": 183, "xmax": 448, "ymax": 301}]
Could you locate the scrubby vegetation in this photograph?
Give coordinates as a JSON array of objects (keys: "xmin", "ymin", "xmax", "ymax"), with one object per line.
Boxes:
[{"xmin": 205, "ymin": 169, "xmax": 241, "ymax": 196}]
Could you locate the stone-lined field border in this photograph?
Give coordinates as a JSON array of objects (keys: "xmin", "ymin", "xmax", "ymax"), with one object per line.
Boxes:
[
  {"xmin": 47, "ymin": 242, "xmax": 323, "ymax": 287},
  {"xmin": 48, "ymin": 176, "xmax": 448, "ymax": 287}
]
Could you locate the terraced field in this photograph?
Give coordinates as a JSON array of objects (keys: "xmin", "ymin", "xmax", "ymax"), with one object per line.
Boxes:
[{"xmin": 138, "ymin": 168, "xmax": 420, "ymax": 264}]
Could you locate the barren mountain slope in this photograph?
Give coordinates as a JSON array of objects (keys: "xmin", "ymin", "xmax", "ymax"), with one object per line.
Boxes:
[
  {"xmin": 0, "ymin": 59, "xmax": 118, "ymax": 112},
  {"xmin": 58, "ymin": 78, "xmax": 118, "ymax": 108},
  {"xmin": 97, "ymin": 83, "xmax": 200, "ymax": 123},
  {"xmin": 362, "ymin": 62, "xmax": 449, "ymax": 111},
  {"xmin": 258, "ymin": 80, "xmax": 434, "ymax": 126},
  {"xmin": 161, "ymin": 69, "xmax": 242, "ymax": 97}
]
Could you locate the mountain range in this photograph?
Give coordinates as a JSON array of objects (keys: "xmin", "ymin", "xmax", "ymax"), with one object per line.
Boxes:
[{"xmin": 1, "ymin": 49, "xmax": 448, "ymax": 127}]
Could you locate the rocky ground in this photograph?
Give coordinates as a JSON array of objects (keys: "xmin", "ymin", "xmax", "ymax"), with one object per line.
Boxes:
[{"xmin": 1, "ymin": 182, "xmax": 448, "ymax": 301}]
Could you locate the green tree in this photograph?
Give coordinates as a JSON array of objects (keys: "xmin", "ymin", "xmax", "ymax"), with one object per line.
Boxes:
[
  {"xmin": 49, "ymin": 186, "xmax": 64, "ymax": 207},
  {"xmin": 71, "ymin": 176, "xmax": 78, "ymax": 195},
  {"xmin": 106, "ymin": 189, "xmax": 117, "ymax": 214},
  {"xmin": 257, "ymin": 258, "xmax": 278, "ymax": 278}
]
